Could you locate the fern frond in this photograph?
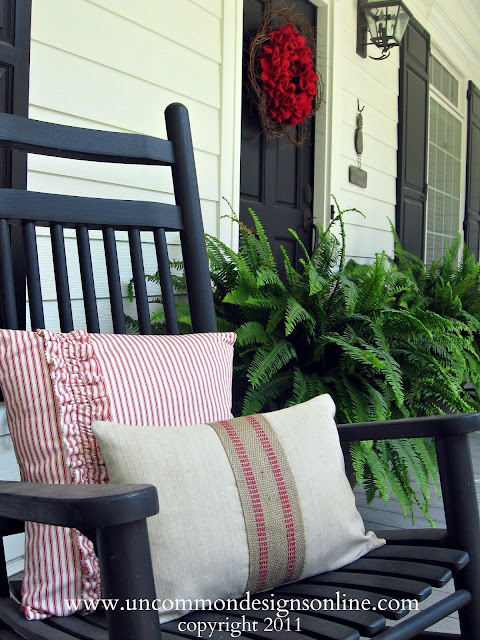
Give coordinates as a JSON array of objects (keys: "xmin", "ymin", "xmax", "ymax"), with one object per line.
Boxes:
[
  {"xmin": 236, "ymin": 321, "xmax": 269, "ymax": 346},
  {"xmin": 242, "ymin": 372, "xmax": 292, "ymax": 415},
  {"xmin": 284, "ymin": 298, "xmax": 315, "ymax": 336},
  {"xmin": 248, "ymin": 339, "xmax": 297, "ymax": 388}
]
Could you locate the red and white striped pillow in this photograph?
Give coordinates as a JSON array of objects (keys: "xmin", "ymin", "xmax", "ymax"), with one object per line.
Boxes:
[{"xmin": 0, "ymin": 329, "xmax": 236, "ymax": 620}]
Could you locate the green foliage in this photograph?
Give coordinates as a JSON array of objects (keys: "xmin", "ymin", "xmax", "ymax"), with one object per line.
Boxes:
[{"xmin": 128, "ymin": 202, "xmax": 480, "ymax": 524}]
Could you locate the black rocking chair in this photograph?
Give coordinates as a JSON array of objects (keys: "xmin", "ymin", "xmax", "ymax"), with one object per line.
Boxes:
[{"xmin": 0, "ymin": 104, "xmax": 478, "ymax": 640}]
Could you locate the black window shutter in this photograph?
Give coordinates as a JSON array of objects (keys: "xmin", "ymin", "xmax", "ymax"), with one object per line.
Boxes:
[
  {"xmin": 396, "ymin": 19, "xmax": 430, "ymax": 258},
  {"xmin": 464, "ymin": 81, "xmax": 480, "ymax": 260}
]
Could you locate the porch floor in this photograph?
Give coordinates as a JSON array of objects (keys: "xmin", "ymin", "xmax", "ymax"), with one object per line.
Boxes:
[{"xmin": 355, "ymin": 432, "xmax": 480, "ymax": 636}]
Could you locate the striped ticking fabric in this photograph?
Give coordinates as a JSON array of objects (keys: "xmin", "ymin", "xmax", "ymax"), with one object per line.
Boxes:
[
  {"xmin": 0, "ymin": 329, "xmax": 236, "ymax": 620},
  {"xmin": 209, "ymin": 415, "xmax": 306, "ymax": 593}
]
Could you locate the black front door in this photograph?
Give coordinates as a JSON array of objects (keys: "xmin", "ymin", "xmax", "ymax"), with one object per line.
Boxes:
[{"xmin": 240, "ymin": 0, "xmax": 316, "ymax": 268}]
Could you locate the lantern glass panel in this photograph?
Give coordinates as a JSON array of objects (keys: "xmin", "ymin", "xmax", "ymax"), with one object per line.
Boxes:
[
  {"xmin": 393, "ymin": 5, "xmax": 410, "ymax": 44},
  {"xmin": 364, "ymin": 3, "xmax": 411, "ymax": 49},
  {"xmin": 364, "ymin": 7, "xmax": 383, "ymax": 41}
]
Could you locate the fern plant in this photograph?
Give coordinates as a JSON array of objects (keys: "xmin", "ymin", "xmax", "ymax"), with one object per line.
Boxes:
[
  {"xmin": 127, "ymin": 201, "xmax": 480, "ymax": 524},
  {"xmin": 392, "ymin": 228, "xmax": 480, "ymax": 364}
]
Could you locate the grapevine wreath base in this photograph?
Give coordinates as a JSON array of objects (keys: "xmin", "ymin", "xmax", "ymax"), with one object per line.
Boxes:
[{"xmin": 247, "ymin": 2, "xmax": 322, "ymax": 146}]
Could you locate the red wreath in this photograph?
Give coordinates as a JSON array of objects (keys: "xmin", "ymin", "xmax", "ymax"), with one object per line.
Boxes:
[{"xmin": 259, "ymin": 24, "xmax": 318, "ymax": 127}]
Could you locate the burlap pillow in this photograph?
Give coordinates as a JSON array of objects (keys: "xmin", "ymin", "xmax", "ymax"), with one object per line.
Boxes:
[{"xmin": 92, "ymin": 394, "xmax": 384, "ymax": 623}]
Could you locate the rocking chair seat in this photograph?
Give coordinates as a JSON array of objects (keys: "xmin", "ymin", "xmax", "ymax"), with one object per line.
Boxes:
[{"xmin": 1, "ymin": 544, "xmax": 471, "ymax": 639}]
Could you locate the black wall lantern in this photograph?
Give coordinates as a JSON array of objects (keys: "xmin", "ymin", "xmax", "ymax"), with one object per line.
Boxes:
[{"xmin": 357, "ymin": 0, "xmax": 412, "ymax": 60}]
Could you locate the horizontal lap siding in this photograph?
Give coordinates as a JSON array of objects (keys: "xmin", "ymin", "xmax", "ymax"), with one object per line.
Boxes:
[
  {"xmin": 1, "ymin": 0, "xmax": 231, "ymax": 574},
  {"xmin": 331, "ymin": 4, "xmax": 399, "ymax": 260}
]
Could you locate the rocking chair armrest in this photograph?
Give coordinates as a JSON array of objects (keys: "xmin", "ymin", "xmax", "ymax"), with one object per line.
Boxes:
[
  {"xmin": 0, "ymin": 481, "xmax": 159, "ymax": 529},
  {"xmin": 337, "ymin": 411, "xmax": 480, "ymax": 442}
]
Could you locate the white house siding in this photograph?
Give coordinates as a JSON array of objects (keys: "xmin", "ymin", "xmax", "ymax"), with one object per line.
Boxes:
[{"xmin": 325, "ymin": 0, "xmax": 400, "ymax": 261}]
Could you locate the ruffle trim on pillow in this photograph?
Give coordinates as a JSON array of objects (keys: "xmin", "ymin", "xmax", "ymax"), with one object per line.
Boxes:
[
  {"xmin": 38, "ymin": 329, "xmax": 111, "ymax": 605},
  {"xmin": 39, "ymin": 329, "xmax": 112, "ymax": 486}
]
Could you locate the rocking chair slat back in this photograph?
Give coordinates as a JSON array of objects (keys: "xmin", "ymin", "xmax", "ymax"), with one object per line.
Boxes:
[
  {"xmin": 0, "ymin": 112, "xmax": 176, "ymax": 165},
  {"xmin": 0, "ymin": 103, "xmax": 216, "ymax": 335},
  {"xmin": 0, "ymin": 189, "xmax": 184, "ymax": 231}
]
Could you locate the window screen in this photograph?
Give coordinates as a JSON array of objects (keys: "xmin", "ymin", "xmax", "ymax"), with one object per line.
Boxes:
[
  {"xmin": 426, "ymin": 97, "xmax": 462, "ymax": 264},
  {"xmin": 430, "ymin": 55, "xmax": 459, "ymax": 108}
]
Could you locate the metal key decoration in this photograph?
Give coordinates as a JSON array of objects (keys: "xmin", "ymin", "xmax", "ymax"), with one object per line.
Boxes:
[{"xmin": 349, "ymin": 100, "xmax": 368, "ymax": 188}]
